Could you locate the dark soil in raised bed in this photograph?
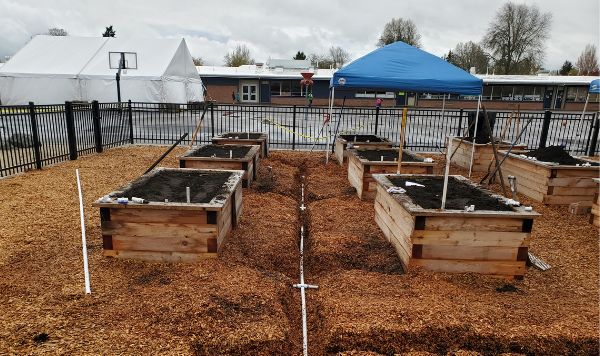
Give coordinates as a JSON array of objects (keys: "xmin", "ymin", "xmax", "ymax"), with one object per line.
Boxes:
[
  {"xmin": 458, "ymin": 136, "xmax": 509, "ymax": 145},
  {"xmin": 339, "ymin": 134, "xmax": 385, "ymax": 143},
  {"xmin": 118, "ymin": 170, "xmax": 232, "ymax": 203},
  {"xmin": 388, "ymin": 176, "xmax": 513, "ymax": 211},
  {"xmin": 357, "ymin": 149, "xmax": 422, "ymax": 162},
  {"xmin": 219, "ymin": 132, "xmax": 264, "ymax": 139},
  {"xmin": 525, "ymin": 146, "xmax": 598, "ymax": 166},
  {"xmin": 187, "ymin": 144, "xmax": 251, "ymax": 158}
]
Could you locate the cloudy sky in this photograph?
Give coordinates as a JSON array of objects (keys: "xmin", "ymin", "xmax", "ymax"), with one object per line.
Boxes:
[{"xmin": 1, "ymin": 0, "xmax": 598, "ymax": 70}]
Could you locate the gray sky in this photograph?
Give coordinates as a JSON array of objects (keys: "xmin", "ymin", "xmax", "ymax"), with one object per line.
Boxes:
[{"xmin": 1, "ymin": 0, "xmax": 598, "ymax": 70}]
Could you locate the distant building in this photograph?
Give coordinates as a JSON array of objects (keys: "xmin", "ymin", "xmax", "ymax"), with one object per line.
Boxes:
[{"xmin": 199, "ymin": 61, "xmax": 599, "ymax": 111}]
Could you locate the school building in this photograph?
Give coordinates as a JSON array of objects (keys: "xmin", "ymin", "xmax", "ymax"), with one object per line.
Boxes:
[{"xmin": 198, "ymin": 59, "xmax": 599, "ymax": 111}]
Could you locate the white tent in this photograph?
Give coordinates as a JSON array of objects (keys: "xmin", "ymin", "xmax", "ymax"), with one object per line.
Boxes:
[{"xmin": 0, "ymin": 35, "xmax": 203, "ymax": 105}]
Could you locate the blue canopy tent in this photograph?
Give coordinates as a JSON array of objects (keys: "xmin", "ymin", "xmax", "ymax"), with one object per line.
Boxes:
[
  {"xmin": 330, "ymin": 41, "xmax": 483, "ymax": 95},
  {"xmin": 325, "ymin": 41, "xmax": 483, "ymax": 176},
  {"xmin": 590, "ymin": 79, "xmax": 600, "ymax": 94}
]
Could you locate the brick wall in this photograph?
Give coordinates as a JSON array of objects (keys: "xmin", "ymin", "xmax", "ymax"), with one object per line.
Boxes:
[
  {"xmin": 205, "ymin": 83, "xmax": 600, "ymax": 112},
  {"xmin": 205, "ymin": 84, "xmax": 238, "ymax": 104}
]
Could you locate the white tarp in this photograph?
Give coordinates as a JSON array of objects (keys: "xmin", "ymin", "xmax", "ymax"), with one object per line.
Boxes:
[{"xmin": 0, "ymin": 35, "xmax": 203, "ymax": 105}]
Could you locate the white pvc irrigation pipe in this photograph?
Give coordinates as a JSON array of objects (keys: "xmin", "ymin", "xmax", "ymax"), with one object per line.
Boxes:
[
  {"xmin": 468, "ymin": 95, "xmax": 482, "ymax": 177},
  {"xmin": 293, "ymin": 178, "xmax": 318, "ymax": 356},
  {"xmin": 76, "ymin": 169, "xmax": 91, "ymax": 294}
]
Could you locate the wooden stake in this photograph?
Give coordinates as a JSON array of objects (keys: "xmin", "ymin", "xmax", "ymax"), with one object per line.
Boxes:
[
  {"xmin": 396, "ymin": 107, "xmax": 408, "ymax": 174},
  {"xmin": 441, "ymin": 136, "xmax": 453, "ymax": 210},
  {"xmin": 482, "ymin": 107, "xmax": 508, "ymax": 197}
]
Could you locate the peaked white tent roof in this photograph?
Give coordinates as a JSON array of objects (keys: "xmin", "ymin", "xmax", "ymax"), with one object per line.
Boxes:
[{"xmin": 0, "ymin": 35, "xmax": 203, "ymax": 104}]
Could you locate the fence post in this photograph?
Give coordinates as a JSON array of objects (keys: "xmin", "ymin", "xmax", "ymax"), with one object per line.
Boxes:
[
  {"xmin": 457, "ymin": 108, "xmax": 464, "ymax": 136},
  {"xmin": 588, "ymin": 113, "xmax": 599, "ymax": 156},
  {"xmin": 374, "ymin": 106, "xmax": 380, "ymax": 136},
  {"xmin": 65, "ymin": 101, "xmax": 78, "ymax": 160},
  {"xmin": 91, "ymin": 101, "xmax": 103, "ymax": 153},
  {"xmin": 538, "ymin": 110, "xmax": 552, "ymax": 149},
  {"xmin": 292, "ymin": 105, "xmax": 297, "ymax": 150},
  {"xmin": 210, "ymin": 102, "xmax": 215, "ymax": 137},
  {"xmin": 28, "ymin": 102, "xmax": 42, "ymax": 170},
  {"xmin": 127, "ymin": 100, "xmax": 134, "ymax": 144}
]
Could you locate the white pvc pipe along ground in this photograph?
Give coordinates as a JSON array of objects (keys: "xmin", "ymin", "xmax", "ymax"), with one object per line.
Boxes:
[
  {"xmin": 468, "ymin": 95, "xmax": 482, "ymax": 177},
  {"xmin": 76, "ymin": 169, "xmax": 91, "ymax": 294},
  {"xmin": 294, "ymin": 179, "xmax": 317, "ymax": 356}
]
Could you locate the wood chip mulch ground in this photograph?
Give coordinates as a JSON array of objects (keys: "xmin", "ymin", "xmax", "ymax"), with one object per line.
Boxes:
[{"xmin": 0, "ymin": 146, "xmax": 598, "ymax": 355}]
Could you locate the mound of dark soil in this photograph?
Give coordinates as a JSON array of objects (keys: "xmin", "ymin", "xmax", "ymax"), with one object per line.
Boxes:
[
  {"xmin": 339, "ymin": 134, "xmax": 385, "ymax": 143},
  {"xmin": 388, "ymin": 176, "xmax": 513, "ymax": 211},
  {"xmin": 220, "ymin": 132, "xmax": 264, "ymax": 139},
  {"xmin": 120, "ymin": 170, "xmax": 232, "ymax": 203},
  {"xmin": 526, "ymin": 146, "xmax": 598, "ymax": 166},
  {"xmin": 356, "ymin": 149, "xmax": 421, "ymax": 162},
  {"xmin": 188, "ymin": 145, "xmax": 251, "ymax": 158}
]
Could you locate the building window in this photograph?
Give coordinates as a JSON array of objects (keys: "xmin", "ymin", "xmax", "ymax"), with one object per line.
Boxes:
[
  {"xmin": 270, "ymin": 80, "xmax": 305, "ymax": 97},
  {"xmin": 355, "ymin": 91, "xmax": 395, "ymax": 99},
  {"xmin": 566, "ymin": 86, "xmax": 589, "ymax": 102}
]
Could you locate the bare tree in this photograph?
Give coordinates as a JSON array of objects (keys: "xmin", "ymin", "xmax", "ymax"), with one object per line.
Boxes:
[
  {"xmin": 377, "ymin": 18, "xmax": 421, "ymax": 47},
  {"xmin": 47, "ymin": 27, "xmax": 68, "ymax": 36},
  {"xmin": 576, "ymin": 44, "xmax": 599, "ymax": 75},
  {"xmin": 329, "ymin": 46, "xmax": 351, "ymax": 68},
  {"xmin": 447, "ymin": 41, "xmax": 490, "ymax": 73},
  {"xmin": 224, "ymin": 45, "xmax": 254, "ymax": 67},
  {"xmin": 483, "ymin": 2, "xmax": 552, "ymax": 74},
  {"xmin": 309, "ymin": 53, "xmax": 333, "ymax": 69},
  {"xmin": 192, "ymin": 57, "xmax": 204, "ymax": 66}
]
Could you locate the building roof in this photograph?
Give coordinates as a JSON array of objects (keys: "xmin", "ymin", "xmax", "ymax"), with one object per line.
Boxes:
[
  {"xmin": 198, "ymin": 64, "xmax": 598, "ymax": 86},
  {"xmin": 477, "ymin": 74, "xmax": 598, "ymax": 85},
  {"xmin": 266, "ymin": 59, "xmax": 311, "ymax": 69}
]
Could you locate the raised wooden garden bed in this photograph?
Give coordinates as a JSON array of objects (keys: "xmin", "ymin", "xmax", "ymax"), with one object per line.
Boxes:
[
  {"xmin": 591, "ymin": 178, "xmax": 600, "ymax": 227},
  {"xmin": 212, "ymin": 132, "xmax": 269, "ymax": 158},
  {"xmin": 179, "ymin": 144, "xmax": 260, "ymax": 188},
  {"xmin": 449, "ymin": 137, "xmax": 527, "ymax": 172},
  {"xmin": 347, "ymin": 148, "xmax": 434, "ymax": 200},
  {"xmin": 92, "ymin": 168, "xmax": 244, "ymax": 262},
  {"xmin": 498, "ymin": 150, "xmax": 598, "ymax": 205},
  {"xmin": 334, "ymin": 134, "xmax": 392, "ymax": 165},
  {"xmin": 373, "ymin": 174, "xmax": 539, "ymax": 278}
]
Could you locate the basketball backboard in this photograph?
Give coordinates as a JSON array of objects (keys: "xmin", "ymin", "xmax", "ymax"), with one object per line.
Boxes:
[{"xmin": 109, "ymin": 52, "xmax": 138, "ymax": 69}]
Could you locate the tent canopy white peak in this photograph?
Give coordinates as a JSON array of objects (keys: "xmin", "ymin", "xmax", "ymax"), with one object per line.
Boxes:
[{"xmin": 0, "ymin": 35, "xmax": 203, "ymax": 105}]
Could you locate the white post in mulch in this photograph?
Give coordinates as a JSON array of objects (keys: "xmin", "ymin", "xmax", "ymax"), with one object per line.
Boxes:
[{"xmin": 76, "ymin": 169, "xmax": 91, "ymax": 294}]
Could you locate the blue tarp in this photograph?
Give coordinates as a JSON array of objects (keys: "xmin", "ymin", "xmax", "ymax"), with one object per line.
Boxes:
[
  {"xmin": 331, "ymin": 41, "xmax": 483, "ymax": 95},
  {"xmin": 589, "ymin": 79, "xmax": 600, "ymax": 94}
]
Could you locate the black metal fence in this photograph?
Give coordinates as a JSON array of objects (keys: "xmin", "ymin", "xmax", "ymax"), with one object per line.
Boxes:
[{"xmin": 1, "ymin": 101, "xmax": 598, "ymax": 177}]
